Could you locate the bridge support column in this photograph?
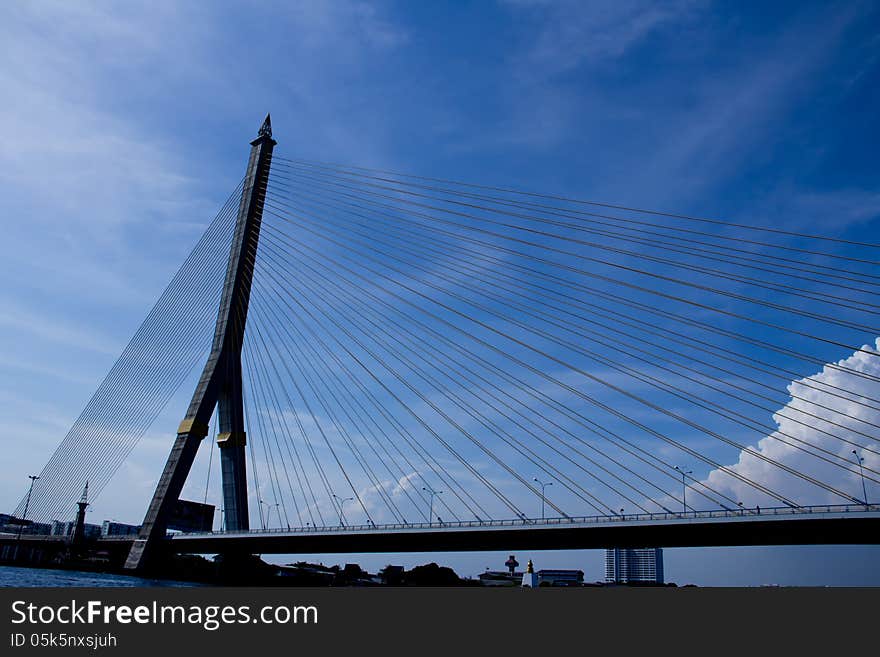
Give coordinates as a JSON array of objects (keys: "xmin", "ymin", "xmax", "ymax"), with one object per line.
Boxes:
[
  {"xmin": 217, "ymin": 432, "xmax": 248, "ymax": 531},
  {"xmin": 125, "ymin": 116, "xmax": 276, "ymax": 571}
]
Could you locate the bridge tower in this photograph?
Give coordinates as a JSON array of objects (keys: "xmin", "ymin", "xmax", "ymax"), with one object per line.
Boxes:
[
  {"xmin": 71, "ymin": 481, "xmax": 90, "ymax": 545},
  {"xmin": 125, "ymin": 116, "xmax": 276, "ymax": 571}
]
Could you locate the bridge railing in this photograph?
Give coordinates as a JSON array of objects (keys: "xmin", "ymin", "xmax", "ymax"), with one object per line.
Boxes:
[{"xmin": 176, "ymin": 502, "xmax": 879, "ymax": 537}]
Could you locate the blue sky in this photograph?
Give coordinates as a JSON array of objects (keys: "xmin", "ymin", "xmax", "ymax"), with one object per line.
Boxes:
[{"xmin": 1, "ymin": 1, "xmax": 879, "ymax": 585}]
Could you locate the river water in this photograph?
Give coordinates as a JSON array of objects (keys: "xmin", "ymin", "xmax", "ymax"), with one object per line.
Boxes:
[{"xmin": 0, "ymin": 565, "xmax": 200, "ymax": 587}]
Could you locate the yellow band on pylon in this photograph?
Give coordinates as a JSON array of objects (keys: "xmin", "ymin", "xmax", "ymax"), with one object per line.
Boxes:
[
  {"xmin": 177, "ymin": 418, "xmax": 209, "ymax": 438},
  {"xmin": 217, "ymin": 431, "xmax": 247, "ymax": 447}
]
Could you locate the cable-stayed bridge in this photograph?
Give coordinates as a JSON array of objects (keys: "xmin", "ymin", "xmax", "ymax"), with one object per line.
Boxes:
[{"xmin": 8, "ymin": 117, "xmax": 880, "ymax": 571}]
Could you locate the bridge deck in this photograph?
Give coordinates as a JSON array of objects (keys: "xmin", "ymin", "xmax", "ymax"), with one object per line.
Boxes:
[
  {"xmin": 5, "ymin": 505, "xmax": 876, "ymax": 556},
  {"xmin": 168, "ymin": 504, "xmax": 880, "ymax": 554}
]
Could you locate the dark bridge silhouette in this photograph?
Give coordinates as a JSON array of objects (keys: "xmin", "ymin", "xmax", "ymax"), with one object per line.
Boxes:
[
  {"xmin": 168, "ymin": 504, "xmax": 880, "ymax": 554},
  {"xmin": 9, "ymin": 117, "xmax": 880, "ymax": 571},
  {"xmin": 4, "ymin": 504, "xmax": 878, "ymax": 567}
]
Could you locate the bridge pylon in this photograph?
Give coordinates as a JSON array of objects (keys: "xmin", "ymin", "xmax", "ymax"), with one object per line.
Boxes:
[{"xmin": 125, "ymin": 116, "xmax": 276, "ymax": 571}]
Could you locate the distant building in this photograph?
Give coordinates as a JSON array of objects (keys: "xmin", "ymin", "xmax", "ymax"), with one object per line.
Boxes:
[
  {"xmin": 479, "ymin": 571, "xmax": 521, "ymax": 586},
  {"xmin": 101, "ymin": 521, "xmax": 140, "ymax": 537},
  {"xmin": 479, "ymin": 555, "xmax": 523, "ymax": 586},
  {"xmin": 0, "ymin": 515, "xmax": 51, "ymax": 536},
  {"xmin": 0, "ymin": 514, "xmax": 22, "ymax": 534},
  {"xmin": 537, "ymin": 569, "xmax": 584, "ymax": 586},
  {"xmin": 605, "ymin": 548, "xmax": 664, "ymax": 584},
  {"xmin": 481, "ymin": 556, "xmax": 585, "ymax": 587},
  {"xmin": 51, "ymin": 520, "xmax": 101, "ymax": 539},
  {"xmin": 51, "ymin": 520, "xmax": 72, "ymax": 536}
]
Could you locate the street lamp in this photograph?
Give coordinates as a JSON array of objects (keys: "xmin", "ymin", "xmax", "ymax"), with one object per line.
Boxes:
[
  {"xmin": 332, "ymin": 494, "xmax": 353, "ymax": 526},
  {"xmin": 852, "ymin": 450, "xmax": 869, "ymax": 506},
  {"xmin": 259, "ymin": 500, "xmax": 271, "ymax": 530},
  {"xmin": 674, "ymin": 466, "xmax": 692, "ymax": 514},
  {"xmin": 422, "ymin": 487, "xmax": 443, "ymax": 523},
  {"xmin": 17, "ymin": 475, "xmax": 40, "ymax": 542},
  {"xmin": 533, "ymin": 478, "xmax": 553, "ymax": 520}
]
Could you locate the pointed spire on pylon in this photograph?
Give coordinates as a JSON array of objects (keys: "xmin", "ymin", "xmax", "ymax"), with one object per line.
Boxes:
[
  {"xmin": 79, "ymin": 480, "xmax": 89, "ymax": 505},
  {"xmin": 258, "ymin": 113, "xmax": 272, "ymax": 138}
]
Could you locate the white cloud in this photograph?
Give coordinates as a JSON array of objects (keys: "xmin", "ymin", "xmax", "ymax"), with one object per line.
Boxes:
[{"xmin": 699, "ymin": 338, "xmax": 880, "ymax": 507}]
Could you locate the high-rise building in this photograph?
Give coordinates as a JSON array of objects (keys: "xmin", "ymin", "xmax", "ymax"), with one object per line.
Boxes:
[{"xmin": 605, "ymin": 548, "xmax": 664, "ymax": 584}]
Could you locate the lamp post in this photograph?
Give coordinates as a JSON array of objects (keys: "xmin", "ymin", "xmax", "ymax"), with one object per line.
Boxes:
[
  {"xmin": 852, "ymin": 450, "xmax": 869, "ymax": 506},
  {"xmin": 17, "ymin": 475, "xmax": 40, "ymax": 545},
  {"xmin": 674, "ymin": 466, "xmax": 692, "ymax": 514},
  {"xmin": 258, "ymin": 500, "xmax": 270, "ymax": 530},
  {"xmin": 422, "ymin": 487, "xmax": 443, "ymax": 523},
  {"xmin": 18, "ymin": 475, "xmax": 39, "ymax": 538},
  {"xmin": 533, "ymin": 478, "xmax": 553, "ymax": 520},
  {"xmin": 332, "ymin": 494, "xmax": 353, "ymax": 526},
  {"xmin": 14, "ymin": 475, "xmax": 39, "ymax": 563}
]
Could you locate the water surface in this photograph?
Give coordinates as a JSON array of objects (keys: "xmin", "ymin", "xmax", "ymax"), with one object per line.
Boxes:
[{"xmin": 0, "ymin": 565, "xmax": 201, "ymax": 587}]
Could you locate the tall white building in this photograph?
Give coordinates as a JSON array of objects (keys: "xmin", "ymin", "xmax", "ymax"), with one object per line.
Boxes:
[{"xmin": 605, "ymin": 548, "xmax": 664, "ymax": 584}]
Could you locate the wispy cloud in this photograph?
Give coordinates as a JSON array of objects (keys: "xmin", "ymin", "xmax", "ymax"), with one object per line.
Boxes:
[
  {"xmin": 749, "ymin": 188, "xmax": 880, "ymax": 232},
  {"xmin": 503, "ymin": 0, "xmax": 701, "ymax": 76},
  {"xmin": 0, "ymin": 298, "xmax": 119, "ymax": 356}
]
